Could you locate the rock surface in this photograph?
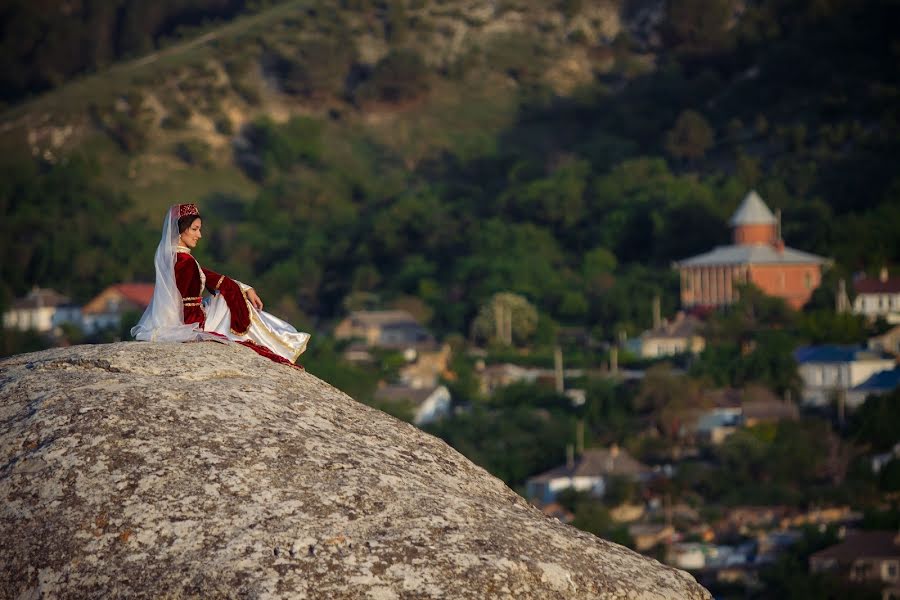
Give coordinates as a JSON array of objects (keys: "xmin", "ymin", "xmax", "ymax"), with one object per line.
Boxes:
[{"xmin": 0, "ymin": 342, "xmax": 710, "ymax": 599}]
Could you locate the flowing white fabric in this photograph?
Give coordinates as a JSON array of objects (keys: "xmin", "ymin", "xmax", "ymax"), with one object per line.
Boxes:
[
  {"xmin": 203, "ymin": 285, "xmax": 310, "ymax": 363},
  {"xmin": 132, "ymin": 204, "xmax": 310, "ymax": 363},
  {"xmin": 130, "ymin": 205, "xmax": 223, "ymax": 343}
]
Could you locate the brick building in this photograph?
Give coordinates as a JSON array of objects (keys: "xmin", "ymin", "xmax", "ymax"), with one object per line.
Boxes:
[{"xmin": 674, "ymin": 191, "xmax": 831, "ymax": 310}]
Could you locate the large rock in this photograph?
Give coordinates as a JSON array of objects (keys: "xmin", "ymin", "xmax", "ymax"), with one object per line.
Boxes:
[{"xmin": 0, "ymin": 342, "xmax": 710, "ymax": 599}]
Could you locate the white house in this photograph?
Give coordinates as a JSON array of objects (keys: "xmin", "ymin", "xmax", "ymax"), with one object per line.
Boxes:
[
  {"xmin": 853, "ymin": 268, "xmax": 900, "ymax": 323},
  {"xmin": 632, "ymin": 312, "xmax": 706, "ymax": 358},
  {"xmin": 525, "ymin": 445, "xmax": 650, "ymax": 504},
  {"xmin": 372, "ymin": 384, "xmax": 451, "ymax": 426},
  {"xmin": 2, "ymin": 287, "xmax": 80, "ymax": 333},
  {"xmin": 794, "ymin": 345, "xmax": 896, "ymax": 407}
]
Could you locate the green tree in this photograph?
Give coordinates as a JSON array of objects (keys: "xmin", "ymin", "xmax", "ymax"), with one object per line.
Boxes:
[
  {"xmin": 664, "ymin": 109, "xmax": 715, "ymax": 161},
  {"xmin": 849, "ymin": 389, "xmax": 900, "ymax": 452},
  {"xmin": 470, "ymin": 292, "xmax": 539, "ymax": 346}
]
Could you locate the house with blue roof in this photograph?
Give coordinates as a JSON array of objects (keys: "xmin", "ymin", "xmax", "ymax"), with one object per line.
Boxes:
[
  {"xmin": 847, "ymin": 366, "xmax": 900, "ymax": 408},
  {"xmin": 794, "ymin": 345, "xmax": 896, "ymax": 407},
  {"xmin": 674, "ymin": 191, "xmax": 831, "ymax": 310}
]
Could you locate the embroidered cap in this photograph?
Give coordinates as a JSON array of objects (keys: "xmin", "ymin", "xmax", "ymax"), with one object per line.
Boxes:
[{"xmin": 177, "ymin": 203, "xmax": 200, "ymax": 218}]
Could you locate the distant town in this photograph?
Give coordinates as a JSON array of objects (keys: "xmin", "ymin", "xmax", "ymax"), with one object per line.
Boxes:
[{"xmin": 5, "ymin": 191, "xmax": 899, "ymax": 598}]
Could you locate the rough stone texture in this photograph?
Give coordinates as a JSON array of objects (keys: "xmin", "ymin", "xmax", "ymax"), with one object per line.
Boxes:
[{"xmin": 0, "ymin": 342, "xmax": 711, "ymax": 599}]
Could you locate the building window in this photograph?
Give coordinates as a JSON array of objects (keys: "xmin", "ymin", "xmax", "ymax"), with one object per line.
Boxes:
[
  {"xmin": 885, "ymin": 560, "xmax": 899, "ymax": 580},
  {"xmin": 852, "ymin": 560, "xmax": 872, "ymax": 581},
  {"xmin": 804, "ymin": 272, "xmax": 812, "ymax": 289}
]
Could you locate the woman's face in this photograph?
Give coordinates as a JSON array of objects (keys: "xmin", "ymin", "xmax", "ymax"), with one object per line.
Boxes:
[{"xmin": 180, "ymin": 218, "xmax": 202, "ymax": 249}]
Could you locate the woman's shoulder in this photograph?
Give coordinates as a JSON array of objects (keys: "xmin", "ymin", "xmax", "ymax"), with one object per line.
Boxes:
[{"xmin": 175, "ymin": 252, "xmax": 197, "ymax": 266}]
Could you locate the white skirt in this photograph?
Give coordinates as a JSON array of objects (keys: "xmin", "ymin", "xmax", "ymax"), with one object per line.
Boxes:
[{"xmin": 203, "ymin": 293, "xmax": 310, "ymax": 363}]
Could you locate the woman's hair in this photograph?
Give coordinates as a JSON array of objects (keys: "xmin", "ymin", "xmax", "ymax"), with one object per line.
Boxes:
[{"xmin": 177, "ymin": 214, "xmax": 201, "ymax": 234}]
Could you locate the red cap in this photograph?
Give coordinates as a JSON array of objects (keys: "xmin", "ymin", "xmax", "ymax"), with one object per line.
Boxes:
[{"xmin": 177, "ymin": 203, "xmax": 200, "ymax": 218}]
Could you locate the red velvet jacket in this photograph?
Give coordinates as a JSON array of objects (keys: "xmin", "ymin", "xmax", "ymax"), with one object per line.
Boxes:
[{"xmin": 174, "ymin": 251, "xmax": 250, "ymax": 334}]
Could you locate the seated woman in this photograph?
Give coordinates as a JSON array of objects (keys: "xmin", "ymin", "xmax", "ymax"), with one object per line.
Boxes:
[{"xmin": 132, "ymin": 203, "xmax": 309, "ymax": 368}]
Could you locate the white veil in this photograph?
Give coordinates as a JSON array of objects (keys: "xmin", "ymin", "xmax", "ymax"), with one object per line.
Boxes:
[{"xmin": 131, "ymin": 205, "xmax": 221, "ymax": 342}]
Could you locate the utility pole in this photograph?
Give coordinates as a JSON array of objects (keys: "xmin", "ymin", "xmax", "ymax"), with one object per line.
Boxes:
[
  {"xmin": 652, "ymin": 295, "xmax": 661, "ymax": 330},
  {"xmin": 836, "ymin": 279, "xmax": 850, "ymax": 314},
  {"xmin": 554, "ymin": 345, "xmax": 564, "ymax": 394},
  {"xmin": 576, "ymin": 420, "xmax": 584, "ymax": 455}
]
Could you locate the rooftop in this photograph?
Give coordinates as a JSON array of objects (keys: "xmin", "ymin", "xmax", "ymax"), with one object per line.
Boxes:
[
  {"xmin": 794, "ymin": 345, "xmax": 894, "ymax": 364},
  {"xmin": 11, "ymin": 287, "xmax": 72, "ymax": 310},
  {"xmin": 642, "ymin": 313, "xmax": 705, "ymax": 340},
  {"xmin": 810, "ymin": 531, "xmax": 900, "ymax": 562},
  {"xmin": 348, "ymin": 310, "xmax": 421, "ymax": 327},
  {"xmin": 729, "ymin": 190, "xmax": 777, "ymax": 226},
  {"xmin": 854, "ymin": 273, "xmax": 900, "ymax": 295},
  {"xmin": 675, "ymin": 243, "xmax": 830, "ymax": 268},
  {"xmin": 851, "ymin": 366, "xmax": 900, "ymax": 392},
  {"xmin": 111, "ymin": 283, "xmax": 155, "ymax": 308},
  {"xmin": 528, "ymin": 447, "xmax": 650, "ymax": 483}
]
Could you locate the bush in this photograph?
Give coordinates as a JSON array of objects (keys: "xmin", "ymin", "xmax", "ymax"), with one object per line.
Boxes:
[
  {"xmin": 355, "ymin": 49, "xmax": 430, "ymax": 105},
  {"xmin": 270, "ymin": 37, "xmax": 357, "ymax": 100},
  {"xmin": 161, "ymin": 101, "xmax": 192, "ymax": 130},
  {"xmin": 235, "ymin": 116, "xmax": 323, "ymax": 181},
  {"xmin": 174, "ymin": 140, "xmax": 213, "ymax": 168},
  {"xmin": 214, "ymin": 114, "xmax": 234, "ymax": 135}
]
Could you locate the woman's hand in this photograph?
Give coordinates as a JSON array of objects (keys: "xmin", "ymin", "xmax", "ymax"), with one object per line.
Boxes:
[{"xmin": 246, "ymin": 288, "xmax": 264, "ymax": 310}]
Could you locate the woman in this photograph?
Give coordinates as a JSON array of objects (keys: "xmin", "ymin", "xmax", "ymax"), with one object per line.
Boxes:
[{"xmin": 131, "ymin": 203, "xmax": 309, "ymax": 368}]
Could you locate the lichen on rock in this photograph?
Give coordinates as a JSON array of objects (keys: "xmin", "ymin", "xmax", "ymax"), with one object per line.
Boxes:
[{"xmin": 0, "ymin": 341, "xmax": 711, "ymax": 599}]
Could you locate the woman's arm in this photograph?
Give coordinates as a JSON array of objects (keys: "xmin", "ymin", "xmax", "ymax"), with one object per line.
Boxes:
[{"xmin": 202, "ymin": 267, "xmax": 251, "ymax": 335}]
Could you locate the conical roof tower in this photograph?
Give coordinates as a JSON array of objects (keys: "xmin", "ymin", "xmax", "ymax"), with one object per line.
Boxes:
[{"xmin": 729, "ymin": 190, "xmax": 778, "ymax": 245}]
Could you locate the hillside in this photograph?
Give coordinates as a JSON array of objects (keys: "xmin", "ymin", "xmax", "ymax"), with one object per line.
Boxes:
[
  {"xmin": 1, "ymin": 0, "xmax": 641, "ymax": 215},
  {"xmin": 1, "ymin": 0, "xmax": 898, "ymax": 338}
]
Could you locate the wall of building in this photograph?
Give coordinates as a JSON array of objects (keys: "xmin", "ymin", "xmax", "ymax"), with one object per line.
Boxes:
[
  {"xmin": 679, "ymin": 266, "xmax": 748, "ymax": 307},
  {"xmin": 3, "ymin": 307, "xmax": 56, "ymax": 332},
  {"xmin": 733, "ymin": 224, "xmax": 776, "ymax": 245},
  {"xmin": 748, "ymin": 264, "xmax": 822, "ymax": 309},
  {"xmin": 854, "ymin": 293, "xmax": 900, "ymax": 320}
]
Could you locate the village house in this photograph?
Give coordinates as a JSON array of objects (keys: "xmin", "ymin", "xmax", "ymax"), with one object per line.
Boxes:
[
  {"xmin": 334, "ymin": 310, "xmax": 435, "ymax": 352},
  {"xmin": 630, "ymin": 312, "xmax": 706, "ymax": 358},
  {"xmin": 847, "ymin": 366, "xmax": 900, "ymax": 408},
  {"xmin": 525, "ymin": 445, "xmax": 651, "ymax": 504},
  {"xmin": 690, "ymin": 388, "xmax": 798, "ymax": 444},
  {"xmin": 869, "ymin": 324, "xmax": 900, "ymax": 357},
  {"xmin": 628, "ymin": 523, "xmax": 676, "ymax": 552},
  {"xmin": 809, "ymin": 531, "xmax": 900, "ymax": 597},
  {"xmin": 2, "ymin": 287, "xmax": 80, "ymax": 333},
  {"xmin": 398, "ymin": 344, "xmax": 452, "ymax": 389},
  {"xmin": 853, "ymin": 268, "xmax": 900, "ymax": 324},
  {"xmin": 81, "ymin": 283, "xmax": 154, "ymax": 334},
  {"xmin": 674, "ymin": 191, "xmax": 830, "ymax": 310},
  {"xmin": 372, "ymin": 384, "xmax": 451, "ymax": 426},
  {"xmin": 474, "ymin": 362, "xmax": 540, "ymax": 396},
  {"xmin": 795, "ymin": 345, "xmax": 896, "ymax": 407}
]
